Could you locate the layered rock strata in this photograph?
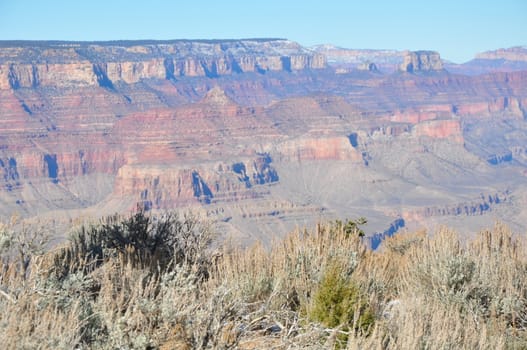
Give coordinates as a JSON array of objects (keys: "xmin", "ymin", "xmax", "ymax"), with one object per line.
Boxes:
[
  {"xmin": 0, "ymin": 39, "xmax": 326, "ymax": 89},
  {"xmin": 0, "ymin": 40, "xmax": 526, "ymax": 241},
  {"xmin": 400, "ymin": 50, "xmax": 443, "ymax": 72}
]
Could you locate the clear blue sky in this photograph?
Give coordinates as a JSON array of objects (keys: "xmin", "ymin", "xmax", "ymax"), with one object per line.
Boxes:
[{"xmin": 0, "ymin": 0, "xmax": 525, "ymax": 63}]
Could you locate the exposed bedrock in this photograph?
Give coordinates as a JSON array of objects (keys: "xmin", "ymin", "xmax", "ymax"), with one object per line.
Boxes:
[
  {"xmin": 476, "ymin": 47, "xmax": 527, "ymax": 62},
  {"xmin": 400, "ymin": 50, "xmax": 443, "ymax": 72},
  {"xmin": 113, "ymin": 154, "xmax": 280, "ymax": 209},
  {"xmin": 0, "ymin": 39, "xmax": 326, "ymax": 90},
  {"xmin": 2, "ymin": 62, "xmax": 98, "ymax": 89},
  {"xmin": 1, "ymin": 149, "xmax": 125, "ymax": 181},
  {"xmin": 402, "ymin": 192, "xmax": 510, "ymax": 221},
  {"xmin": 275, "ymin": 137, "xmax": 364, "ymax": 162},
  {"xmin": 0, "ymin": 40, "xmax": 527, "ymax": 239},
  {"xmin": 412, "ymin": 119, "xmax": 464, "ymax": 142}
]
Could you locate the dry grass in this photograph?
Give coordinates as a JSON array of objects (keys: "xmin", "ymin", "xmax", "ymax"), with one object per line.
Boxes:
[{"xmin": 1, "ymin": 214, "xmax": 526, "ymax": 349}]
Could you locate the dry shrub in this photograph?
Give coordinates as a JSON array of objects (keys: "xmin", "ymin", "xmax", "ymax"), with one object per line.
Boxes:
[
  {"xmin": 354, "ymin": 230, "xmax": 426, "ymax": 308},
  {"xmin": 1, "ymin": 215, "xmax": 526, "ymax": 349},
  {"xmin": 353, "ymin": 224, "xmax": 527, "ymax": 349},
  {"xmin": 216, "ymin": 222, "xmax": 365, "ymax": 311},
  {"xmin": 0, "ymin": 211, "xmax": 223, "ymax": 349},
  {"xmin": 212, "ymin": 220, "xmax": 369, "ymax": 348}
]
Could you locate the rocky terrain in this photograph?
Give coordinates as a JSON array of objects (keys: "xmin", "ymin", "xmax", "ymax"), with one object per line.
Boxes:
[
  {"xmin": 0, "ymin": 39, "xmax": 526, "ymax": 244},
  {"xmin": 310, "ymin": 45, "xmax": 405, "ymax": 73},
  {"xmin": 313, "ymin": 44, "xmax": 527, "ymax": 75}
]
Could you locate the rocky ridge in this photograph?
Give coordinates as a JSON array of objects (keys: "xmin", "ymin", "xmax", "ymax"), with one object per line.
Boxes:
[
  {"xmin": 310, "ymin": 45, "xmax": 405, "ymax": 72},
  {"xmin": 0, "ymin": 39, "xmax": 326, "ymax": 89},
  {"xmin": 475, "ymin": 46, "xmax": 527, "ymax": 61},
  {"xmin": 446, "ymin": 46, "xmax": 527, "ymax": 75}
]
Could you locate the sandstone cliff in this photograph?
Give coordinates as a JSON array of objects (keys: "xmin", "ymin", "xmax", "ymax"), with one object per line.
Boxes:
[
  {"xmin": 412, "ymin": 119, "xmax": 463, "ymax": 143},
  {"xmin": 357, "ymin": 62, "xmax": 378, "ymax": 72},
  {"xmin": 1, "ymin": 40, "xmax": 526, "ymax": 242},
  {"xmin": 446, "ymin": 47, "xmax": 527, "ymax": 75},
  {"xmin": 475, "ymin": 46, "xmax": 527, "ymax": 61},
  {"xmin": 400, "ymin": 50, "xmax": 443, "ymax": 72},
  {"xmin": 311, "ymin": 45, "xmax": 404, "ymax": 72},
  {"xmin": 0, "ymin": 39, "xmax": 326, "ymax": 90}
]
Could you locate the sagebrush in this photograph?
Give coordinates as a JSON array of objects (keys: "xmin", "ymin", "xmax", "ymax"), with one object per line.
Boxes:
[{"xmin": 0, "ymin": 213, "xmax": 525, "ymax": 349}]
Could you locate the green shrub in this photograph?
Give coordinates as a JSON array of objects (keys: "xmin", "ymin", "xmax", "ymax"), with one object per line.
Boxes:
[
  {"xmin": 332, "ymin": 217, "xmax": 367, "ymax": 237},
  {"xmin": 52, "ymin": 210, "xmax": 214, "ymax": 279},
  {"xmin": 308, "ymin": 261, "xmax": 374, "ymax": 336}
]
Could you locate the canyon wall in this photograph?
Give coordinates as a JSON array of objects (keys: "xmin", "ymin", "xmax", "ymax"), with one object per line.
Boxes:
[
  {"xmin": 475, "ymin": 46, "xmax": 527, "ymax": 61},
  {"xmin": 0, "ymin": 39, "xmax": 326, "ymax": 89},
  {"xmin": 0, "ymin": 40, "xmax": 526, "ymax": 241},
  {"xmin": 399, "ymin": 50, "xmax": 443, "ymax": 72}
]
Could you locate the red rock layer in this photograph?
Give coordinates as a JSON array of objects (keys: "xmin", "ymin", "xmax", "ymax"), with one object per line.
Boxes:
[{"xmin": 0, "ymin": 41, "xmax": 526, "ymax": 226}]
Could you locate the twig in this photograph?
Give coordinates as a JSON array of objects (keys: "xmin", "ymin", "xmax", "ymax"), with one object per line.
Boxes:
[
  {"xmin": 248, "ymin": 315, "xmax": 269, "ymax": 327},
  {"xmin": 0, "ymin": 288, "xmax": 16, "ymax": 304}
]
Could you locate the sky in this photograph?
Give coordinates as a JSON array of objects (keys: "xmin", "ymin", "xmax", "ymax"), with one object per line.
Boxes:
[{"xmin": 0, "ymin": 0, "xmax": 525, "ymax": 63}]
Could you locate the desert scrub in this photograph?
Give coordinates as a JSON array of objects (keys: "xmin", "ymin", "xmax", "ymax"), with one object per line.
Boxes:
[
  {"xmin": 0, "ymin": 218, "xmax": 51, "ymax": 279},
  {"xmin": 379, "ymin": 225, "xmax": 527, "ymax": 349},
  {"xmin": 308, "ymin": 261, "xmax": 374, "ymax": 340},
  {"xmin": 51, "ymin": 210, "xmax": 214, "ymax": 279},
  {"xmin": 1, "ymin": 215, "xmax": 526, "ymax": 349},
  {"xmin": 405, "ymin": 225, "xmax": 527, "ymax": 325},
  {"xmin": 332, "ymin": 217, "xmax": 367, "ymax": 237},
  {"xmin": 0, "ymin": 211, "xmax": 221, "ymax": 349}
]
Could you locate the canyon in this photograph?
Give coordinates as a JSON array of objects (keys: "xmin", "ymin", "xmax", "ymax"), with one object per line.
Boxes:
[{"xmin": 0, "ymin": 39, "xmax": 526, "ymax": 244}]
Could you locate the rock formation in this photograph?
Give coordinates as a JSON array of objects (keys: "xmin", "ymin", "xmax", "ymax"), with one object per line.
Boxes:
[
  {"xmin": 0, "ymin": 39, "xmax": 326, "ymax": 90},
  {"xmin": 400, "ymin": 50, "xmax": 443, "ymax": 72},
  {"xmin": 357, "ymin": 62, "xmax": 378, "ymax": 72},
  {"xmin": 412, "ymin": 119, "xmax": 463, "ymax": 143},
  {"xmin": 446, "ymin": 47, "xmax": 527, "ymax": 75},
  {"xmin": 311, "ymin": 45, "xmax": 405, "ymax": 72},
  {"xmin": 475, "ymin": 46, "xmax": 527, "ymax": 61},
  {"xmin": 0, "ymin": 40, "xmax": 526, "ymax": 241}
]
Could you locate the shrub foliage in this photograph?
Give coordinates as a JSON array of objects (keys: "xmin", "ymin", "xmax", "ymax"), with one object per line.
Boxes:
[{"xmin": 0, "ymin": 214, "xmax": 526, "ymax": 349}]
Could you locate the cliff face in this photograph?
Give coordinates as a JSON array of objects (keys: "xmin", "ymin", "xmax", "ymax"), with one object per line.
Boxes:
[
  {"xmin": 402, "ymin": 192, "xmax": 510, "ymax": 221},
  {"xmin": 310, "ymin": 47, "xmax": 444, "ymax": 74},
  {"xmin": 114, "ymin": 154, "xmax": 280, "ymax": 208},
  {"xmin": 446, "ymin": 47, "xmax": 527, "ymax": 75},
  {"xmin": 412, "ymin": 119, "xmax": 463, "ymax": 143},
  {"xmin": 0, "ymin": 39, "xmax": 326, "ymax": 89},
  {"xmin": 310, "ymin": 45, "xmax": 404, "ymax": 72},
  {"xmin": 4, "ymin": 62, "xmax": 98, "ymax": 88},
  {"xmin": 0, "ymin": 39, "xmax": 526, "ymax": 241},
  {"xmin": 400, "ymin": 50, "xmax": 443, "ymax": 72},
  {"xmin": 475, "ymin": 46, "xmax": 527, "ymax": 61}
]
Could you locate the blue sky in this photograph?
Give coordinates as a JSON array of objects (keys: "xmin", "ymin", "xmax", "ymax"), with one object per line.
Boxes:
[{"xmin": 0, "ymin": 0, "xmax": 525, "ymax": 63}]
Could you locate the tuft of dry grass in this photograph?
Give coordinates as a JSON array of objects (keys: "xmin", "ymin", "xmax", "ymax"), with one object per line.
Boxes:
[
  {"xmin": 0, "ymin": 214, "xmax": 526, "ymax": 349},
  {"xmin": 350, "ymin": 224, "xmax": 527, "ymax": 350}
]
